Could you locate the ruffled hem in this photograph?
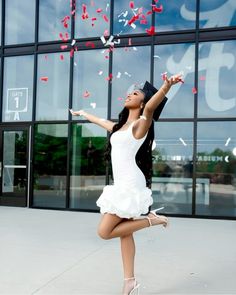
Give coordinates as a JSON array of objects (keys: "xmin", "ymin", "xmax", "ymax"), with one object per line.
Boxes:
[{"xmin": 96, "ymin": 184, "xmax": 153, "ymax": 219}]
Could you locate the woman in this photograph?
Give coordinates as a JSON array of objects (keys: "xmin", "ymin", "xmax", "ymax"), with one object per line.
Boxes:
[{"xmin": 70, "ymin": 73, "xmax": 182, "ymax": 295}]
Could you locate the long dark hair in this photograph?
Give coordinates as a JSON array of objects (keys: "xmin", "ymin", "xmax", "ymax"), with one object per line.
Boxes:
[{"xmin": 105, "ymin": 107, "xmax": 154, "ymax": 188}]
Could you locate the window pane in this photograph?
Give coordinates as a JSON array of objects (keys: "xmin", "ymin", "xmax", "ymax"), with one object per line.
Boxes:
[
  {"xmin": 70, "ymin": 123, "xmax": 107, "ymax": 210},
  {"xmin": 39, "ymin": 0, "xmax": 71, "ymax": 42},
  {"xmin": 200, "ymin": 0, "xmax": 236, "ymax": 29},
  {"xmin": 113, "ymin": 0, "xmax": 152, "ymax": 35},
  {"xmin": 0, "ymin": 1, "xmax": 2, "ymax": 45},
  {"xmin": 75, "ymin": 0, "xmax": 110, "ymax": 38},
  {"xmin": 36, "ymin": 53, "xmax": 70, "ymax": 121},
  {"xmin": 153, "ymin": 122, "xmax": 193, "ymax": 215},
  {"xmin": 155, "ymin": 0, "xmax": 196, "ymax": 32},
  {"xmin": 198, "ymin": 40, "xmax": 236, "ymax": 118},
  {"xmin": 196, "ymin": 122, "xmax": 236, "ymax": 217},
  {"xmin": 2, "ymin": 56, "xmax": 34, "ymax": 122},
  {"xmin": 111, "ymin": 46, "xmax": 151, "ymax": 119},
  {"xmin": 33, "ymin": 124, "xmax": 68, "ymax": 208},
  {"xmin": 72, "ymin": 49, "xmax": 108, "ymax": 120},
  {"xmin": 5, "ymin": 0, "xmax": 35, "ymax": 45},
  {"xmin": 154, "ymin": 43, "xmax": 195, "ymax": 118}
]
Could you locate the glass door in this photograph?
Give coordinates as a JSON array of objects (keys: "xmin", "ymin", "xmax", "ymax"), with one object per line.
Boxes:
[{"xmin": 0, "ymin": 127, "xmax": 29, "ymax": 207}]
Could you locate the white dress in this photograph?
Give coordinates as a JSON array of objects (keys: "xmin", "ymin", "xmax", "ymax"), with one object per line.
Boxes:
[{"xmin": 96, "ymin": 121, "xmax": 153, "ymax": 218}]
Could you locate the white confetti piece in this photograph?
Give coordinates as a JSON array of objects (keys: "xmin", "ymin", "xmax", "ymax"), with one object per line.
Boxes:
[
  {"xmin": 98, "ymin": 70, "xmax": 103, "ymax": 75},
  {"xmin": 116, "ymin": 72, "xmax": 122, "ymax": 78},
  {"xmin": 133, "ymin": 47, "xmax": 137, "ymax": 51},
  {"xmin": 90, "ymin": 102, "xmax": 96, "ymax": 109},
  {"xmin": 154, "ymin": 55, "xmax": 161, "ymax": 59},
  {"xmin": 71, "ymin": 39, "xmax": 76, "ymax": 46},
  {"xmin": 124, "ymin": 71, "xmax": 131, "ymax": 77},
  {"xmin": 100, "ymin": 35, "xmax": 106, "ymax": 44},
  {"xmin": 130, "ymin": 23, "xmax": 136, "ymax": 29}
]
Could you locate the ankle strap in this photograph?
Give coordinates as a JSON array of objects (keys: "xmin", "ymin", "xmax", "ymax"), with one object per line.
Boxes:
[{"xmin": 124, "ymin": 277, "xmax": 135, "ymax": 281}]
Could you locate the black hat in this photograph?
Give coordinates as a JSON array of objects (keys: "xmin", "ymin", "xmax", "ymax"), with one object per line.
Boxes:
[{"xmin": 142, "ymin": 81, "xmax": 168, "ymax": 121}]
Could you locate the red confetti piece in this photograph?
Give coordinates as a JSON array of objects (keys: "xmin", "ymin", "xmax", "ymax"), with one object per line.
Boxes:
[
  {"xmin": 128, "ymin": 38, "xmax": 132, "ymax": 46},
  {"xmin": 92, "ymin": 17, "xmax": 97, "ymax": 21},
  {"xmin": 71, "ymin": 9, "xmax": 76, "ymax": 15},
  {"xmin": 129, "ymin": 1, "xmax": 135, "ymax": 9},
  {"xmin": 83, "ymin": 90, "xmax": 90, "ymax": 98},
  {"xmin": 146, "ymin": 26, "xmax": 155, "ymax": 35},
  {"xmin": 60, "ymin": 45, "xmax": 68, "ymax": 50},
  {"xmin": 59, "ymin": 32, "xmax": 69, "ymax": 42},
  {"xmin": 82, "ymin": 4, "xmax": 89, "ymax": 19},
  {"xmin": 105, "ymin": 55, "xmax": 109, "ymax": 59},
  {"xmin": 146, "ymin": 10, "xmax": 153, "ymax": 15},
  {"xmin": 86, "ymin": 41, "xmax": 95, "ymax": 48},
  {"xmin": 128, "ymin": 14, "xmax": 139, "ymax": 25},
  {"xmin": 152, "ymin": 4, "xmax": 163, "ymax": 13},
  {"xmin": 103, "ymin": 15, "xmax": 109, "ymax": 22},
  {"xmin": 60, "ymin": 54, "xmax": 64, "ymax": 60},
  {"xmin": 96, "ymin": 8, "xmax": 103, "ymax": 13},
  {"xmin": 104, "ymin": 29, "xmax": 109, "ymax": 36},
  {"xmin": 70, "ymin": 48, "xmax": 74, "ymax": 58},
  {"xmin": 138, "ymin": 7, "xmax": 143, "ymax": 14},
  {"xmin": 40, "ymin": 76, "xmax": 48, "ymax": 82},
  {"xmin": 117, "ymin": 97, "xmax": 123, "ymax": 101},
  {"xmin": 140, "ymin": 19, "xmax": 148, "ymax": 24},
  {"xmin": 200, "ymin": 76, "xmax": 206, "ymax": 81},
  {"xmin": 192, "ymin": 87, "xmax": 197, "ymax": 94},
  {"xmin": 106, "ymin": 73, "xmax": 113, "ymax": 81}
]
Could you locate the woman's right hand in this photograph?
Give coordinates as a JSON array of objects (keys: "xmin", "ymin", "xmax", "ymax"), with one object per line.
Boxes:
[{"xmin": 69, "ymin": 109, "xmax": 86, "ymax": 116}]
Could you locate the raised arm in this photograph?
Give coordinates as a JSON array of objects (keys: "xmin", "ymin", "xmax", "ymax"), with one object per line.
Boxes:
[
  {"xmin": 70, "ymin": 109, "xmax": 116, "ymax": 132},
  {"xmin": 133, "ymin": 73, "xmax": 183, "ymax": 139}
]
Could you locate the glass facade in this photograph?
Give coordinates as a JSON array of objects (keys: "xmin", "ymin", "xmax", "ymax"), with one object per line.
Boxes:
[{"xmin": 0, "ymin": 0, "xmax": 236, "ymax": 219}]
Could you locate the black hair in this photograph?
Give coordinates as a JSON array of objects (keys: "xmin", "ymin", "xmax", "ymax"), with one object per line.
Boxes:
[{"xmin": 105, "ymin": 106, "xmax": 154, "ymax": 188}]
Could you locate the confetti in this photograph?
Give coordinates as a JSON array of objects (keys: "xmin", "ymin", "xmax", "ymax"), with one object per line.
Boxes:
[
  {"xmin": 90, "ymin": 102, "xmax": 96, "ymax": 109},
  {"xmin": 154, "ymin": 55, "xmax": 161, "ymax": 59},
  {"xmin": 60, "ymin": 54, "xmax": 64, "ymax": 60},
  {"xmin": 98, "ymin": 70, "xmax": 103, "ymax": 75},
  {"xmin": 146, "ymin": 10, "xmax": 153, "ymax": 15},
  {"xmin": 61, "ymin": 15, "xmax": 70, "ymax": 28},
  {"xmin": 106, "ymin": 73, "xmax": 113, "ymax": 81},
  {"xmin": 117, "ymin": 97, "xmax": 123, "ymax": 101},
  {"xmin": 116, "ymin": 72, "xmax": 122, "ymax": 78},
  {"xmin": 133, "ymin": 47, "xmax": 137, "ymax": 51},
  {"xmin": 192, "ymin": 87, "xmax": 197, "ymax": 94},
  {"xmin": 44, "ymin": 55, "xmax": 48, "ymax": 60},
  {"xmin": 103, "ymin": 15, "xmax": 109, "ymax": 22},
  {"xmin": 86, "ymin": 41, "xmax": 95, "ymax": 48},
  {"xmin": 70, "ymin": 48, "xmax": 74, "ymax": 58},
  {"xmin": 118, "ymin": 11, "xmax": 128, "ymax": 18},
  {"xmin": 96, "ymin": 8, "xmax": 103, "ymax": 13},
  {"xmin": 83, "ymin": 90, "xmax": 91, "ymax": 98},
  {"xmin": 200, "ymin": 76, "xmax": 206, "ymax": 81},
  {"xmin": 129, "ymin": 1, "xmax": 135, "ymax": 9},
  {"xmin": 128, "ymin": 38, "xmax": 132, "ymax": 46},
  {"xmin": 106, "ymin": 3, "xmax": 109, "ymax": 11},
  {"xmin": 82, "ymin": 4, "xmax": 89, "ymax": 19},
  {"xmin": 104, "ymin": 29, "xmax": 109, "ymax": 36},
  {"xmin": 152, "ymin": 4, "xmax": 163, "ymax": 13},
  {"xmin": 59, "ymin": 32, "xmax": 69, "ymax": 42},
  {"xmin": 60, "ymin": 45, "xmax": 68, "ymax": 50},
  {"xmin": 128, "ymin": 14, "xmax": 139, "ymax": 26},
  {"xmin": 146, "ymin": 26, "xmax": 155, "ymax": 35},
  {"xmin": 124, "ymin": 71, "xmax": 131, "ymax": 77},
  {"xmin": 71, "ymin": 39, "xmax": 76, "ymax": 46},
  {"xmin": 40, "ymin": 76, "xmax": 48, "ymax": 82}
]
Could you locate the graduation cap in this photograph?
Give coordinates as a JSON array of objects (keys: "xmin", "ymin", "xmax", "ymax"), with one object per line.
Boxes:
[{"xmin": 141, "ymin": 81, "xmax": 168, "ymax": 121}]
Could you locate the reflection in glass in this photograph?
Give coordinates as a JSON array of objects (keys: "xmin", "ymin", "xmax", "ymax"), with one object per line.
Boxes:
[
  {"xmin": 113, "ymin": 0, "xmax": 152, "ymax": 35},
  {"xmin": 5, "ymin": 0, "xmax": 35, "ymax": 45},
  {"xmin": 200, "ymin": 0, "xmax": 236, "ymax": 29},
  {"xmin": 155, "ymin": 0, "xmax": 196, "ymax": 32},
  {"xmin": 2, "ymin": 130, "xmax": 27, "ymax": 207},
  {"xmin": 111, "ymin": 46, "xmax": 150, "ymax": 119},
  {"xmin": 2, "ymin": 56, "xmax": 34, "ymax": 122},
  {"xmin": 152, "ymin": 122, "xmax": 193, "ymax": 214},
  {"xmin": 72, "ymin": 50, "xmax": 108, "ymax": 120},
  {"xmin": 36, "ymin": 53, "xmax": 70, "ymax": 121},
  {"xmin": 33, "ymin": 124, "xmax": 68, "ymax": 208},
  {"xmin": 198, "ymin": 40, "xmax": 236, "ymax": 118},
  {"xmin": 39, "ymin": 0, "xmax": 71, "ymax": 42},
  {"xmin": 75, "ymin": 0, "xmax": 110, "ymax": 38},
  {"xmin": 196, "ymin": 122, "xmax": 236, "ymax": 217},
  {"xmin": 70, "ymin": 123, "xmax": 107, "ymax": 210},
  {"xmin": 154, "ymin": 43, "xmax": 195, "ymax": 118}
]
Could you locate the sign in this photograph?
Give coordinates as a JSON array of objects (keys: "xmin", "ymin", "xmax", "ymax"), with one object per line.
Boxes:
[{"xmin": 6, "ymin": 88, "xmax": 28, "ymax": 121}]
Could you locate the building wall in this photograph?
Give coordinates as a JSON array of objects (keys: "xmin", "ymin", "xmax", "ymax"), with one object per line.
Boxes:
[{"xmin": 0, "ymin": 0, "xmax": 236, "ymax": 218}]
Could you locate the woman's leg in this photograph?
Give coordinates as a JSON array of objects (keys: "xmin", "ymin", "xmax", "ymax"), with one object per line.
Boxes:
[
  {"xmin": 98, "ymin": 212, "xmax": 168, "ymax": 240},
  {"xmin": 120, "ymin": 234, "xmax": 135, "ymax": 278},
  {"xmin": 120, "ymin": 234, "xmax": 138, "ymax": 295}
]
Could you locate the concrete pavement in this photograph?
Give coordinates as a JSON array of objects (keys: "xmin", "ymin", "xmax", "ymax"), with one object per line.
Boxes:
[{"xmin": 0, "ymin": 206, "xmax": 236, "ymax": 295}]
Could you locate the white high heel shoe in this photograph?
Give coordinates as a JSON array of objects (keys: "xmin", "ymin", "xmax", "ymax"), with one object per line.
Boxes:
[
  {"xmin": 123, "ymin": 277, "xmax": 140, "ymax": 295},
  {"xmin": 146, "ymin": 209, "xmax": 169, "ymax": 228}
]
